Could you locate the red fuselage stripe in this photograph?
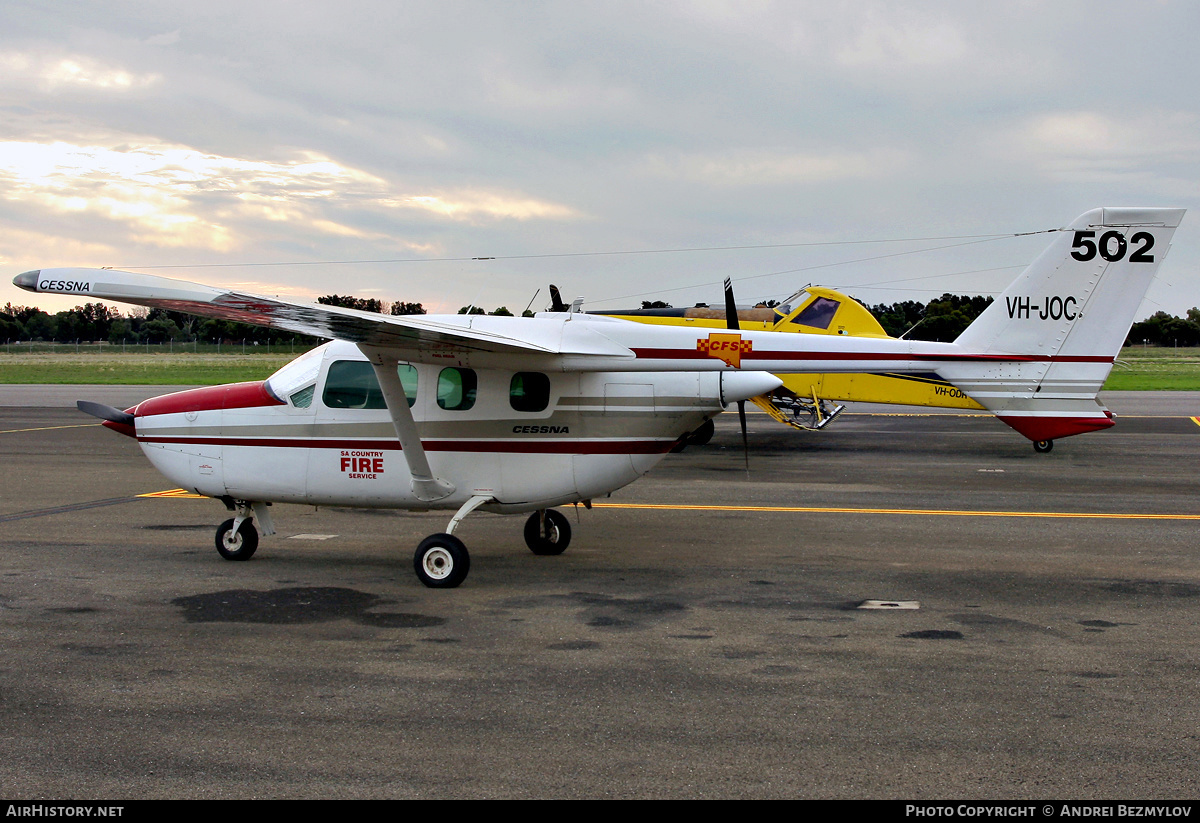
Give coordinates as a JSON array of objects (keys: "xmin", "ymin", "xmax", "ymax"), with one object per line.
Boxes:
[
  {"xmin": 136, "ymin": 436, "xmax": 675, "ymax": 454},
  {"xmin": 630, "ymin": 348, "xmax": 1114, "ymax": 364}
]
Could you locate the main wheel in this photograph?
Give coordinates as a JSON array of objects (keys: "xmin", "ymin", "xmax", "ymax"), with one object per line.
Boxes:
[
  {"xmin": 1033, "ymin": 439, "xmax": 1054, "ymax": 454},
  {"xmin": 215, "ymin": 518, "xmax": 258, "ymax": 561},
  {"xmin": 524, "ymin": 509, "xmax": 572, "ymax": 556},
  {"xmin": 687, "ymin": 418, "xmax": 716, "ymax": 446},
  {"xmin": 414, "ymin": 533, "xmax": 470, "ymax": 588}
]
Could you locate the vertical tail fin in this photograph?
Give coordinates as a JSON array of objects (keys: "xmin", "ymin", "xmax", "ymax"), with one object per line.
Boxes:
[{"xmin": 942, "ymin": 207, "xmax": 1185, "ymax": 442}]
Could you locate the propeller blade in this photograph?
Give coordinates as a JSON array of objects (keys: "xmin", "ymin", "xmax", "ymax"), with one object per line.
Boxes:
[
  {"xmin": 548, "ymin": 284, "xmax": 569, "ymax": 313},
  {"xmin": 738, "ymin": 399, "xmax": 750, "ymax": 477},
  {"xmin": 77, "ymin": 400, "xmax": 135, "ymax": 427},
  {"xmin": 726, "ymin": 277, "xmax": 750, "ymax": 475},
  {"xmin": 723, "ymin": 277, "xmax": 740, "ymax": 330}
]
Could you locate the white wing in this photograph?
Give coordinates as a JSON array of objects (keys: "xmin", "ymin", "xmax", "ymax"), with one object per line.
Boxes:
[{"xmin": 14, "ymin": 267, "xmax": 629, "ymax": 359}]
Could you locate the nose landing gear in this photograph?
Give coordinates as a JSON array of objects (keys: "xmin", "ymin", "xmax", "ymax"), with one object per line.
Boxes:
[{"xmin": 214, "ymin": 499, "xmax": 273, "ymax": 561}]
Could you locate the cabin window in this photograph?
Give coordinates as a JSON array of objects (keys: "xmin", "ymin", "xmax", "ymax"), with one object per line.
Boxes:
[
  {"xmin": 437, "ymin": 367, "xmax": 477, "ymax": 411},
  {"xmin": 790, "ymin": 297, "xmax": 839, "ymax": 330},
  {"xmin": 509, "ymin": 372, "xmax": 550, "ymax": 412},
  {"xmin": 290, "ymin": 384, "xmax": 315, "ymax": 408}
]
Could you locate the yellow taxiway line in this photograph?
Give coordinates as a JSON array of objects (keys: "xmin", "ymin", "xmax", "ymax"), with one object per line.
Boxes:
[
  {"xmin": 139, "ymin": 489, "xmax": 1200, "ymax": 520},
  {"xmin": 591, "ymin": 503, "xmax": 1200, "ymax": 520}
]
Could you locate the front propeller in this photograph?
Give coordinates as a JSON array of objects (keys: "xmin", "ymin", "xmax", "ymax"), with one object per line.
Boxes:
[{"xmin": 77, "ymin": 400, "xmax": 135, "ymax": 426}]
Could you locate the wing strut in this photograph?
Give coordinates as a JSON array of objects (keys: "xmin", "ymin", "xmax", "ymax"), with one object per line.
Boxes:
[{"xmin": 358, "ymin": 345, "xmax": 456, "ymax": 502}]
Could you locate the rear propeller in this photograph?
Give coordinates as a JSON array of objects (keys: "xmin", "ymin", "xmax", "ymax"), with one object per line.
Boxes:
[
  {"xmin": 548, "ymin": 284, "xmax": 570, "ymax": 313},
  {"xmin": 723, "ymin": 277, "xmax": 751, "ymax": 477}
]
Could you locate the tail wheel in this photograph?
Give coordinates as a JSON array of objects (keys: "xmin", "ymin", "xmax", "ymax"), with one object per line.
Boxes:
[
  {"xmin": 524, "ymin": 509, "xmax": 572, "ymax": 556},
  {"xmin": 1033, "ymin": 440, "xmax": 1054, "ymax": 454},
  {"xmin": 414, "ymin": 533, "xmax": 470, "ymax": 588},
  {"xmin": 215, "ymin": 518, "xmax": 259, "ymax": 561}
]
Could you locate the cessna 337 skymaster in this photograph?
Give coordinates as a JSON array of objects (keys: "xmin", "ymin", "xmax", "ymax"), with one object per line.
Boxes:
[{"xmin": 13, "ymin": 207, "xmax": 1185, "ymax": 587}]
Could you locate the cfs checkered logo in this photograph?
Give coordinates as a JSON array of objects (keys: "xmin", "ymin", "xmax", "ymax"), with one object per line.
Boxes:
[{"xmin": 697, "ymin": 333, "xmax": 752, "ymax": 368}]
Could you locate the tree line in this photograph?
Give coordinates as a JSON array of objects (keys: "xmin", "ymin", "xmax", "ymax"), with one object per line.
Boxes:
[
  {"xmin": 3, "ymin": 291, "xmax": 1197, "ymax": 347},
  {"xmin": 862, "ymin": 296, "xmax": 1200, "ymax": 346}
]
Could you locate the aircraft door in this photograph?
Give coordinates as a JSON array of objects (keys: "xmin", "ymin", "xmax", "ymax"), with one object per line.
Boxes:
[
  {"xmin": 603, "ymin": 381, "xmax": 659, "ymax": 477},
  {"xmin": 603, "ymin": 382, "xmax": 655, "ymax": 418}
]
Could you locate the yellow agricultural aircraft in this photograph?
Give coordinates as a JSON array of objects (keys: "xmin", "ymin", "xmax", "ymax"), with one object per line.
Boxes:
[{"xmin": 591, "ymin": 283, "xmax": 985, "ymax": 439}]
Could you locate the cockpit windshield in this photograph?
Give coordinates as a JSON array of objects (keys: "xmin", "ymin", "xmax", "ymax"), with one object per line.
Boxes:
[
  {"xmin": 264, "ymin": 344, "xmax": 325, "ymax": 403},
  {"xmin": 788, "ymin": 296, "xmax": 840, "ymax": 330}
]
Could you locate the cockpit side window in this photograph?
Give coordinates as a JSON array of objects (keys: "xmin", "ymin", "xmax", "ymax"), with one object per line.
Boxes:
[
  {"xmin": 321, "ymin": 361, "xmax": 419, "ymax": 410},
  {"xmin": 323, "ymin": 361, "xmax": 386, "ymax": 409},
  {"xmin": 789, "ymin": 297, "xmax": 840, "ymax": 330},
  {"xmin": 398, "ymin": 364, "xmax": 418, "ymax": 408}
]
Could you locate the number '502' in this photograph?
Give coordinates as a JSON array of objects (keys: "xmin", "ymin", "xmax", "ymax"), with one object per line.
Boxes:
[{"xmin": 1071, "ymin": 230, "xmax": 1155, "ymax": 263}]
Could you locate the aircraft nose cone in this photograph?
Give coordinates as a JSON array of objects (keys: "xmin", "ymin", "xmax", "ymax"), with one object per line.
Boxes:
[{"xmin": 13, "ymin": 270, "xmax": 39, "ymax": 291}]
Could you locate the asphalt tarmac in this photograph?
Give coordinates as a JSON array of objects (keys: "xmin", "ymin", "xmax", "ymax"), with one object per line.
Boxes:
[{"xmin": 2, "ymin": 388, "xmax": 1198, "ymax": 799}]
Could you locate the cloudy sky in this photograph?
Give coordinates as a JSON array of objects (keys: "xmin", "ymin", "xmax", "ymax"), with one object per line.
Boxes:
[{"xmin": 1, "ymin": 1, "xmax": 1197, "ymax": 319}]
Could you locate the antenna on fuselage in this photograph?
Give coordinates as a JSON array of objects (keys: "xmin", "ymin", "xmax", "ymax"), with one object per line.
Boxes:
[{"xmin": 523, "ymin": 288, "xmax": 541, "ymax": 316}]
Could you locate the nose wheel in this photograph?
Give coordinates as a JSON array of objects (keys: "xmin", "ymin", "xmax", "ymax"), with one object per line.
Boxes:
[
  {"xmin": 215, "ymin": 518, "xmax": 259, "ymax": 560},
  {"xmin": 213, "ymin": 500, "xmax": 272, "ymax": 560}
]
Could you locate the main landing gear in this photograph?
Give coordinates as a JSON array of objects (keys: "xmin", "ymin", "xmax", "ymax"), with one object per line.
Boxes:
[
  {"xmin": 523, "ymin": 508, "xmax": 572, "ymax": 555},
  {"xmin": 410, "ymin": 495, "xmax": 575, "ymax": 588},
  {"xmin": 413, "ymin": 533, "xmax": 471, "ymax": 588},
  {"xmin": 210, "ymin": 496, "xmax": 573, "ymax": 589},
  {"xmin": 1033, "ymin": 439, "xmax": 1054, "ymax": 454}
]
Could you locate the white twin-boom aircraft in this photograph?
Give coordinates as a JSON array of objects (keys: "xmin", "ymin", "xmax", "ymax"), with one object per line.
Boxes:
[{"xmin": 13, "ymin": 207, "xmax": 1185, "ymax": 587}]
